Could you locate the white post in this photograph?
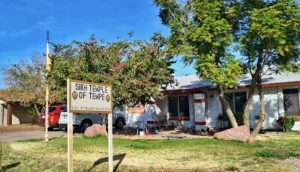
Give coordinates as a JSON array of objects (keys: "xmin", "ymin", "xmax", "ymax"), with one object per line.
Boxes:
[
  {"xmin": 67, "ymin": 79, "xmax": 73, "ymax": 172},
  {"xmin": 108, "ymin": 113, "xmax": 113, "ymax": 172},
  {"xmin": 45, "ymin": 85, "xmax": 49, "ymax": 142},
  {"xmin": 45, "ymin": 31, "xmax": 50, "ymax": 142}
]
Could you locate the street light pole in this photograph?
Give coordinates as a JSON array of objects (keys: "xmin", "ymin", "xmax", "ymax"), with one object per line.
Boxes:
[{"xmin": 45, "ymin": 31, "xmax": 51, "ymax": 142}]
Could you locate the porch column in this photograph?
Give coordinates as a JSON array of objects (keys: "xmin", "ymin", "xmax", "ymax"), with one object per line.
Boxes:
[
  {"xmin": 7, "ymin": 103, "xmax": 13, "ymax": 125},
  {"xmin": 194, "ymin": 93, "xmax": 206, "ymax": 131},
  {"xmin": 0, "ymin": 104, "xmax": 3, "ymax": 125}
]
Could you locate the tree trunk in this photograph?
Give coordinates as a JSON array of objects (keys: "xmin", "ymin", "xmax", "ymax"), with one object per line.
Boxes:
[
  {"xmin": 248, "ymin": 77, "xmax": 266, "ymax": 143},
  {"xmin": 243, "ymin": 70, "xmax": 259, "ymax": 128},
  {"xmin": 33, "ymin": 103, "xmax": 40, "ymax": 117},
  {"xmin": 218, "ymin": 88, "xmax": 238, "ymax": 128},
  {"xmin": 33, "ymin": 103, "xmax": 40, "ymax": 124}
]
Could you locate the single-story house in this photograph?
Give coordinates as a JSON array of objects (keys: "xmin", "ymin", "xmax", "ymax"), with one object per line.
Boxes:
[
  {"xmin": 0, "ymin": 98, "xmax": 35, "ymax": 126},
  {"xmin": 156, "ymin": 72, "xmax": 300, "ymax": 131}
]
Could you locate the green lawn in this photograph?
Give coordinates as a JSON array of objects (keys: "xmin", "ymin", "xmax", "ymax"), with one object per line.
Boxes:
[{"xmin": 1, "ymin": 132, "xmax": 300, "ymax": 172}]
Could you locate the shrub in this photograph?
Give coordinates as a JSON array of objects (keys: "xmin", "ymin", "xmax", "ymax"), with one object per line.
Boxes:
[
  {"xmin": 282, "ymin": 116, "xmax": 295, "ymax": 132},
  {"xmin": 256, "ymin": 150, "xmax": 278, "ymax": 158},
  {"xmin": 234, "ymin": 112, "xmax": 244, "ymax": 126},
  {"xmin": 227, "ymin": 112, "xmax": 243, "ymax": 128},
  {"xmin": 226, "ymin": 166, "xmax": 239, "ymax": 171}
]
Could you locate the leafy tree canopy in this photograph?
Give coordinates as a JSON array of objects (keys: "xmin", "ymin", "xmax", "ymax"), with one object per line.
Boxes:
[
  {"xmin": 1, "ymin": 56, "xmax": 46, "ymax": 115},
  {"xmin": 155, "ymin": 0, "xmax": 243, "ymax": 89},
  {"xmin": 237, "ymin": 0, "xmax": 300, "ymax": 140},
  {"xmin": 47, "ymin": 34, "xmax": 175, "ymax": 107},
  {"xmin": 240, "ymin": 0, "xmax": 300, "ymax": 74},
  {"xmin": 155, "ymin": 0, "xmax": 244, "ymax": 127}
]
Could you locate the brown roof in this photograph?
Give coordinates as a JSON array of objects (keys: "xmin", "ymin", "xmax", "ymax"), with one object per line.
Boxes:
[{"xmin": 0, "ymin": 89, "xmax": 21, "ymax": 102}]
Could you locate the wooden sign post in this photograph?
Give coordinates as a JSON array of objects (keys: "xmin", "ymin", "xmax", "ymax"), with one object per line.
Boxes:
[
  {"xmin": 108, "ymin": 113, "xmax": 113, "ymax": 172},
  {"xmin": 67, "ymin": 79, "xmax": 113, "ymax": 172}
]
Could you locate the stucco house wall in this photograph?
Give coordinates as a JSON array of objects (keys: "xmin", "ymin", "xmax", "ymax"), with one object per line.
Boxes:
[
  {"xmin": 0, "ymin": 100, "xmax": 7, "ymax": 126},
  {"xmin": 158, "ymin": 73, "xmax": 300, "ymax": 131},
  {"xmin": 158, "ymin": 86, "xmax": 300, "ymax": 131},
  {"xmin": 206, "ymin": 90, "xmax": 223, "ymax": 129},
  {"xmin": 11, "ymin": 103, "xmax": 34, "ymax": 124},
  {"xmin": 0, "ymin": 99, "xmax": 35, "ymax": 126}
]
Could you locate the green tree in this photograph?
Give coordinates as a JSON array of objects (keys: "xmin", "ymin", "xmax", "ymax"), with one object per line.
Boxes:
[
  {"xmin": 155, "ymin": 0, "xmax": 243, "ymax": 128},
  {"xmin": 239, "ymin": 0, "xmax": 300, "ymax": 142},
  {"xmin": 1, "ymin": 56, "xmax": 45, "ymax": 117},
  {"xmin": 47, "ymin": 34, "xmax": 174, "ymax": 108}
]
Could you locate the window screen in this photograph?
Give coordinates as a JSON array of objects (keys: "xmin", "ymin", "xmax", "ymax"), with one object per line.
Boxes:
[
  {"xmin": 225, "ymin": 93, "xmax": 234, "ymax": 112},
  {"xmin": 234, "ymin": 92, "xmax": 247, "ymax": 113},
  {"xmin": 168, "ymin": 96, "xmax": 190, "ymax": 119},
  {"xmin": 283, "ymin": 89, "xmax": 300, "ymax": 116},
  {"xmin": 168, "ymin": 97, "xmax": 178, "ymax": 117},
  {"xmin": 224, "ymin": 92, "xmax": 246, "ymax": 113},
  {"xmin": 179, "ymin": 96, "xmax": 189, "ymax": 118}
]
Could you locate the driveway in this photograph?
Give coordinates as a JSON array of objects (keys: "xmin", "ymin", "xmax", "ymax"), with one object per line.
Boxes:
[{"xmin": 0, "ymin": 130, "xmax": 66, "ymax": 142}]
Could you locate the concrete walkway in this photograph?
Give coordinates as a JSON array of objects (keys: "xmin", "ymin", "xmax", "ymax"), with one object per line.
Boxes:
[
  {"xmin": 0, "ymin": 130, "xmax": 66, "ymax": 142},
  {"xmin": 114, "ymin": 128, "xmax": 211, "ymax": 139}
]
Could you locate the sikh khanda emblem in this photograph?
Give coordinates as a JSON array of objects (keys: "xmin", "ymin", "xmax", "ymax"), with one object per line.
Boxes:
[
  {"xmin": 106, "ymin": 94, "xmax": 111, "ymax": 103},
  {"xmin": 72, "ymin": 91, "xmax": 78, "ymax": 100}
]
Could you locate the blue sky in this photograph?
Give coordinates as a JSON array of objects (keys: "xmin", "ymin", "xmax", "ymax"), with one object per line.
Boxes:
[{"xmin": 0, "ymin": 0, "xmax": 196, "ymax": 88}]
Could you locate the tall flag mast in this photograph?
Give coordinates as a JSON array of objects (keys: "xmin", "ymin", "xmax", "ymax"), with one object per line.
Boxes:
[{"xmin": 45, "ymin": 31, "xmax": 51, "ymax": 142}]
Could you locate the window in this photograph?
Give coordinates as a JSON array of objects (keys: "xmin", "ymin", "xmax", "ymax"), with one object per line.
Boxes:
[
  {"xmin": 48, "ymin": 107, "xmax": 56, "ymax": 112},
  {"xmin": 168, "ymin": 96, "xmax": 190, "ymax": 119},
  {"xmin": 224, "ymin": 92, "xmax": 247, "ymax": 113},
  {"xmin": 225, "ymin": 93, "xmax": 234, "ymax": 112},
  {"xmin": 61, "ymin": 106, "xmax": 67, "ymax": 112},
  {"xmin": 234, "ymin": 92, "xmax": 247, "ymax": 113},
  {"xmin": 179, "ymin": 96, "xmax": 189, "ymax": 117},
  {"xmin": 283, "ymin": 89, "xmax": 300, "ymax": 116},
  {"xmin": 168, "ymin": 97, "xmax": 178, "ymax": 118}
]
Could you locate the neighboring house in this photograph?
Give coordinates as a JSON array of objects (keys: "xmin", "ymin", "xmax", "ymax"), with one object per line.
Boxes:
[
  {"xmin": 0, "ymin": 98, "xmax": 35, "ymax": 126},
  {"xmin": 156, "ymin": 72, "xmax": 300, "ymax": 131}
]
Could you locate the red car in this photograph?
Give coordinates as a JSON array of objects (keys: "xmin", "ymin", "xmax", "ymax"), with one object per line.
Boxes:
[{"xmin": 39, "ymin": 105, "xmax": 66, "ymax": 130}]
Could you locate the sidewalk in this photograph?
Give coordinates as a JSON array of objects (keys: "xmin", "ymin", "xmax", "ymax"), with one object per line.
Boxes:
[
  {"xmin": 0, "ymin": 124, "xmax": 43, "ymax": 133},
  {"xmin": 0, "ymin": 130, "xmax": 66, "ymax": 142}
]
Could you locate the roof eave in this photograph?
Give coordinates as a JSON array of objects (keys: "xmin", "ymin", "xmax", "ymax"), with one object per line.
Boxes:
[{"xmin": 162, "ymin": 81, "xmax": 300, "ymax": 95}]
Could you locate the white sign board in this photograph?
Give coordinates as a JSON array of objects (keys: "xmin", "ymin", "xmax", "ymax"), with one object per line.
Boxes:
[
  {"xmin": 68, "ymin": 80, "xmax": 112, "ymax": 113},
  {"xmin": 67, "ymin": 79, "xmax": 114, "ymax": 172}
]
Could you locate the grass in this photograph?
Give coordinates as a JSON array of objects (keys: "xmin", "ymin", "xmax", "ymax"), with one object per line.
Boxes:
[
  {"xmin": 1, "ymin": 132, "xmax": 300, "ymax": 171},
  {"xmin": 0, "ymin": 124, "xmax": 43, "ymax": 133}
]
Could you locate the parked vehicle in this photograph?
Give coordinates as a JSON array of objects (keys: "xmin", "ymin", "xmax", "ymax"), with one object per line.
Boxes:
[
  {"xmin": 39, "ymin": 112, "xmax": 45, "ymax": 124},
  {"xmin": 112, "ymin": 107, "xmax": 126, "ymax": 130},
  {"xmin": 125, "ymin": 103, "xmax": 162, "ymax": 129},
  {"xmin": 59, "ymin": 108, "xmax": 105, "ymax": 132},
  {"xmin": 109, "ymin": 104, "xmax": 163, "ymax": 130},
  {"xmin": 39, "ymin": 105, "xmax": 66, "ymax": 130}
]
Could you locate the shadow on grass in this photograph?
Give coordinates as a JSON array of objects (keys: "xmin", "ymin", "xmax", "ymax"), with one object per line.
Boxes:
[
  {"xmin": 87, "ymin": 153, "xmax": 126, "ymax": 172},
  {"xmin": 49, "ymin": 135, "xmax": 65, "ymax": 142},
  {"xmin": 1, "ymin": 162, "xmax": 20, "ymax": 171},
  {"xmin": 16, "ymin": 134, "xmax": 65, "ymax": 143}
]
